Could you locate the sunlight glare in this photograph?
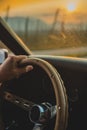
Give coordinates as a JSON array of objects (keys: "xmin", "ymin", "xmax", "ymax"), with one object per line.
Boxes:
[{"xmin": 67, "ymin": 3, "xmax": 76, "ymax": 12}]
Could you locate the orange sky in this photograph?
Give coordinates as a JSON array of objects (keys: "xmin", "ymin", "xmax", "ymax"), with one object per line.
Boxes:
[
  {"xmin": 0, "ymin": 0, "xmax": 87, "ymax": 14},
  {"xmin": 0, "ymin": 0, "xmax": 87, "ymax": 23}
]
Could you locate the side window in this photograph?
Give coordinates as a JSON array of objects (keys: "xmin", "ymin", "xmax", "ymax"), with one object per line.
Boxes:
[{"xmin": 0, "ymin": 41, "xmax": 12, "ymax": 54}]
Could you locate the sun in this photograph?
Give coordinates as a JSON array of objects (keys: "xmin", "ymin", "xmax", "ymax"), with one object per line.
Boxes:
[{"xmin": 67, "ymin": 3, "xmax": 76, "ymax": 12}]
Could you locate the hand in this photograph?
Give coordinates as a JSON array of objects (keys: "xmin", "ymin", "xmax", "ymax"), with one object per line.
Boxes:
[{"xmin": 0, "ymin": 55, "xmax": 33, "ymax": 82}]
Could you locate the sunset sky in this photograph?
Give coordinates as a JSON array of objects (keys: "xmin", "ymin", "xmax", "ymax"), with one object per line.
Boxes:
[{"xmin": 0, "ymin": 0, "xmax": 87, "ymax": 23}]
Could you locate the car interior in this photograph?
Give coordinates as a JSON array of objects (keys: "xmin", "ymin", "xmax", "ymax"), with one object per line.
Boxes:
[{"xmin": 0, "ymin": 1, "xmax": 87, "ymax": 130}]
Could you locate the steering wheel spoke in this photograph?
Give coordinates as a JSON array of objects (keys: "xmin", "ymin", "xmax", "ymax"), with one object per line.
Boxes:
[{"xmin": 1, "ymin": 91, "xmax": 35, "ymax": 111}]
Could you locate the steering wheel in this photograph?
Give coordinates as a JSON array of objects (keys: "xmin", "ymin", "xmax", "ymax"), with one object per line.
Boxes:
[{"xmin": 0, "ymin": 57, "xmax": 68, "ymax": 130}]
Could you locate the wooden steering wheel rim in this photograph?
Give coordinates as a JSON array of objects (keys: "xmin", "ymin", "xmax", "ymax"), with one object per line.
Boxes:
[{"xmin": 25, "ymin": 57, "xmax": 68, "ymax": 130}]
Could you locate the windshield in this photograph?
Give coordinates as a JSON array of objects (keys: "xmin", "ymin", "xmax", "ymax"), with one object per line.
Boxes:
[{"xmin": 0, "ymin": 0, "xmax": 87, "ymax": 57}]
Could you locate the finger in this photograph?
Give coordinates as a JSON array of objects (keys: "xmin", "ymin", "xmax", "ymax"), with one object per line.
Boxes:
[
  {"xmin": 17, "ymin": 65, "xmax": 33, "ymax": 75},
  {"xmin": 15, "ymin": 55, "xmax": 28, "ymax": 62}
]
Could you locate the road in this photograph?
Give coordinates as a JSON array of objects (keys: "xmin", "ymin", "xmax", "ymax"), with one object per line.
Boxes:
[{"xmin": 33, "ymin": 46, "xmax": 87, "ymax": 57}]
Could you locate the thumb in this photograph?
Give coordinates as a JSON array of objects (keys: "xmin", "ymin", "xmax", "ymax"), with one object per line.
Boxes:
[{"xmin": 25, "ymin": 65, "xmax": 33, "ymax": 72}]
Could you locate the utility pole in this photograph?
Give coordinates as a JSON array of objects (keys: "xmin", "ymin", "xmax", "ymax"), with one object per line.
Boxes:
[
  {"xmin": 24, "ymin": 17, "xmax": 29, "ymax": 44},
  {"xmin": 5, "ymin": 6, "xmax": 10, "ymax": 22},
  {"xmin": 50, "ymin": 9, "xmax": 60, "ymax": 34}
]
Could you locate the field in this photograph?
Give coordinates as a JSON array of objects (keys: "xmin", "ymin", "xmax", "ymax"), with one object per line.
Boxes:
[{"xmin": 17, "ymin": 30, "xmax": 87, "ymax": 57}]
